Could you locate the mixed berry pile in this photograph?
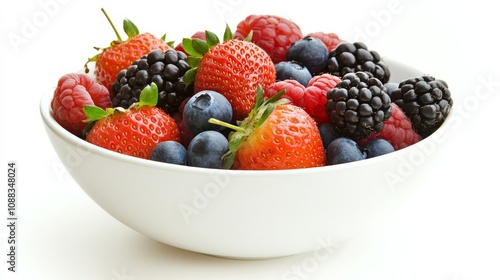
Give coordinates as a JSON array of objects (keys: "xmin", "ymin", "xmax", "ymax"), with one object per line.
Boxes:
[{"xmin": 50, "ymin": 10, "xmax": 453, "ymax": 170}]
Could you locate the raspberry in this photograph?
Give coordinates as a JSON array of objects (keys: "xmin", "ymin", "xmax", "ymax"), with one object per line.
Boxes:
[
  {"xmin": 233, "ymin": 14, "xmax": 303, "ymax": 64},
  {"xmin": 265, "ymin": 79, "xmax": 306, "ymax": 106},
  {"xmin": 359, "ymin": 103, "xmax": 421, "ymax": 150},
  {"xmin": 304, "ymin": 74, "xmax": 340, "ymax": 124},
  {"xmin": 306, "ymin": 31, "xmax": 342, "ymax": 52},
  {"xmin": 51, "ymin": 73, "xmax": 111, "ymax": 136},
  {"xmin": 265, "ymin": 74, "xmax": 340, "ymax": 124}
]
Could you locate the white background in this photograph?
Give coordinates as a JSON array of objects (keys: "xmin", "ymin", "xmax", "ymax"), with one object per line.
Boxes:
[{"xmin": 1, "ymin": 0, "xmax": 500, "ymax": 279}]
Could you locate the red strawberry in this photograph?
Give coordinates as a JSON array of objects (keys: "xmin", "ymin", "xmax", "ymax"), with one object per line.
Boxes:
[
  {"xmin": 306, "ymin": 32, "xmax": 342, "ymax": 52},
  {"xmin": 265, "ymin": 74, "xmax": 340, "ymax": 124},
  {"xmin": 183, "ymin": 27, "xmax": 276, "ymax": 121},
  {"xmin": 233, "ymin": 14, "xmax": 303, "ymax": 64},
  {"xmin": 51, "ymin": 73, "xmax": 111, "ymax": 136},
  {"xmin": 84, "ymin": 84, "xmax": 180, "ymax": 159},
  {"xmin": 211, "ymin": 87, "xmax": 325, "ymax": 170},
  {"xmin": 84, "ymin": 9, "xmax": 169, "ymax": 91},
  {"xmin": 359, "ymin": 103, "xmax": 421, "ymax": 150}
]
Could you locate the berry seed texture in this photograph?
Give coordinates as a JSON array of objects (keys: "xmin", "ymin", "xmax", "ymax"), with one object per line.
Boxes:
[{"xmin": 50, "ymin": 11, "xmax": 454, "ymax": 170}]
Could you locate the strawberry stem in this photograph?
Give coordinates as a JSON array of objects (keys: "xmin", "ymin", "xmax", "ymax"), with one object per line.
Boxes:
[
  {"xmin": 208, "ymin": 118, "xmax": 246, "ymax": 133},
  {"xmin": 101, "ymin": 8, "xmax": 123, "ymax": 42}
]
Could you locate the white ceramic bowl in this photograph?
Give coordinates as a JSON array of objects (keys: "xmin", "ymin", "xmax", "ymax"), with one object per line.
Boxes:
[{"xmin": 40, "ymin": 58, "xmax": 453, "ymax": 259}]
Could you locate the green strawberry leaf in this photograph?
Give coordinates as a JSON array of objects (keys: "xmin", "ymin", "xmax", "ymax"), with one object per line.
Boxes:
[
  {"xmin": 83, "ymin": 105, "xmax": 108, "ymax": 122},
  {"xmin": 123, "ymin": 18, "xmax": 140, "ymax": 39},
  {"xmin": 138, "ymin": 83, "xmax": 159, "ymax": 107},
  {"xmin": 186, "ymin": 56, "xmax": 200, "ymax": 68},
  {"xmin": 192, "ymin": 38, "xmax": 209, "ymax": 56},
  {"xmin": 244, "ymin": 30, "xmax": 253, "ymax": 42},
  {"xmin": 205, "ymin": 30, "xmax": 220, "ymax": 48},
  {"xmin": 223, "ymin": 23, "xmax": 233, "ymax": 42},
  {"xmin": 183, "ymin": 68, "xmax": 198, "ymax": 85},
  {"xmin": 263, "ymin": 88, "xmax": 286, "ymax": 105},
  {"xmin": 207, "ymin": 117, "xmax": 246, "ymax": 169},
  {"xmin": 159, "ymin": 33, "xmax": 175, "ymax": 48},
  {"xmin": 166, "ymin": 40, "xmax": 175, "ymax": 48},
  {"xmin": 253, "ymin": 85, "xmax": 265, "ymax": 111},
  {"xmin": 256, "ymin": 103, "xmax": 274, "ymax": 128},
  {"xmin": 256, "ymin": 93, "xmax": 289, "ymax": 129},
  {"xmin": 228, "ymin": 135, "xmax": 245, "ymax": 152},
  {"xmin": 220, "ymin": 132, "xmax": 246, "ymax": 169},
  {"xmin": 182, "ymin": 38, "xmax": 202, "ymax": 57},
  {"xmin": 221, "ymin": 152, "xmax": 236, "ymax": 169}
]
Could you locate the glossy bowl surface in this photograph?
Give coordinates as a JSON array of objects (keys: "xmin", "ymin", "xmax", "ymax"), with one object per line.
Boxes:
[{"xmin": 40, "ymin": 58, "xmax": 452, "ymax": 259}]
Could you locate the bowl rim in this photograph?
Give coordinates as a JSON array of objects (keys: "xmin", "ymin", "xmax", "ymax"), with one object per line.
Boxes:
[{"xmin": 40, "ymin": 57, "xmax": 453, "ymax": 177}]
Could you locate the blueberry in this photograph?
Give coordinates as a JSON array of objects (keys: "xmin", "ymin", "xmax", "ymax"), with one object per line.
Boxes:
[
  {"xmin": 383, "ymin": 82, "xmax": 399, "ymax": 97},
  {"xmin": 187, "ymin": 131, "xmax": 229, "ymax": 169},
  {"xmin": 149, "ymin": 141, "xmax": 187, "ymax": 165},
  {"xmin": 326, "ymin": 137, "xmax": 366, "ymax": 165},
  {"xmin": 275, "ymin": 61, "xmax": 312, "ymax": 87},
  {"xmin": 183, "ymin": 90, "xmax": 232, "ymax": 136},
  {"xmin": 286, "ymin": 36, "xmax": 329, "ymax": 75},
  {"xmin": 363, "ymin": 139, "xmax": 394, "ymax": 158},
  {"xmin": 317, "ymin": 123, "xmax": 339, "ymax": 149}
]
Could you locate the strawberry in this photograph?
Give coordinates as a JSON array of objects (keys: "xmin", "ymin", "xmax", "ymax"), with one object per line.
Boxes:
[
  {"xmin": 84, "ymin": 9, "xmax": 170, "ymax": 91},
  {"xmin": 84, "ymin": 83, "xmax": 180, "ymax": 159},
  {"xmin": 182, "ymin": 27, "xmax": 276, "ymax": 121},
  {"xmin": 51, "ymin": 73, "xmax": 112, "ymax": 136},
  {"xmin": 210, "ymin": 87, "xmax": 325, "ymax": 170}
]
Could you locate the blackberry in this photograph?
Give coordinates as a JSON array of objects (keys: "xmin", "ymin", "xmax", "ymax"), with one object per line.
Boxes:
[
  {"xmin": 325, "ymin": 41, "xmax": 391, "ymax": 83},
  {"xmin": 111, "ymin": 49, "xmax": 194, "ymax": 115},
  {"xmin": 391, "ymin": 75, "xmax": 453, "ymax": 138},
  {"xmin": 325, "ymin": 72, "xmax": 392, "ymax": 140}
]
